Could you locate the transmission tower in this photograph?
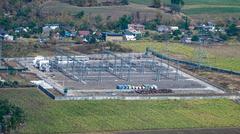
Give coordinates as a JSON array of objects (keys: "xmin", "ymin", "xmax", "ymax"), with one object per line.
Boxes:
[{"xmin": 194, "ymin": 26, "xmax": 208, "ymax": 69}]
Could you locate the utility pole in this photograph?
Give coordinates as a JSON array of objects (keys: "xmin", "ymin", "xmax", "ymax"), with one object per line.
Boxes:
[{"xmin": 0, "ymin": 37, "xmax": 2, "ymax": 67}]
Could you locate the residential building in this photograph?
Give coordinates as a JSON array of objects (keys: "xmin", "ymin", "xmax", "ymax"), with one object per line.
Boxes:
[
  {"xmin": 79, "ymin": 31, "xmax": 90, "ymax": 37},
  {"xmin": 64, "ymin": 31, "xmax": 77, "ymax": 37},
  {"xmin": 124, "ymin": 31, "xmax": 136, "ymax": 41},
  {"xmin": 4, "ymin": 34, "xmax": 14, "ymax": 41},
  {"xmin": 102, "ymin": 32, "xmax": 123, "ymax": 42},
  {"xmin": 128, "ymin": 24, "xmax": 145, "ymax": 34},
  {"xmin": 196, "ymin": 22, "xmax": 216, "ymax": 32},
  {"xmin": 170, "ymin": 26, "xmax": 179, "ymax": 31},
  {"xmin": 157, "ymin": 25, "xmax": 170, "ymax": 33},
  {"xmin": 181, "ymin": 37, "xmax": 192, "ymax": 44},
  {"xmin": 42, "ymin": 24, "xmax": 60, "ymax": 37}
]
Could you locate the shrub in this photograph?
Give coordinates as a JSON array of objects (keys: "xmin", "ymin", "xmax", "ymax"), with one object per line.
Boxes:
[
  {"xmin": 0, "ymin": 100, "xmax": 24, "ymax": 133},
  {"xmin": 191, "ymin": 35, "xmax": 199, "ymax": 41}
]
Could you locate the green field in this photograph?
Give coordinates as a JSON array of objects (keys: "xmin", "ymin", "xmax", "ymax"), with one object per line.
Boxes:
[
  {"xmin": 120, "ymin": 41, "xmax": 240, "ymax": 71},
  {"xmin": 129, "ymin": 0, "xmax": 240, "ymax": 19},
  {"xmin": 1, "ymin": 89, "xmax": 240, "ymax": 133},
  {"xmin": 130, "ymin": 0, "xmax": 240, "ymax": 6}
]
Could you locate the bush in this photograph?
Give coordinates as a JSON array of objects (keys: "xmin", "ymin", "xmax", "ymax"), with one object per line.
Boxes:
[
  {"xmin": 226, "ymin": 23, "xmax": 238, "ymax": 36},
  {"xmin": 219, "ymin": 33, "xmax": 228, "ymax": 41},
  {"xmin": 191, "ymin": 35, "xmax": 199, "ymax": 41},
  {"xmin": 173, "ymin": 30, "xmax": 181, "ymax": 36},
  {"xmin": 121, "ymin": 0, "xmax": 129, "ymax": 5},
  {"xmin": 144, "ymin": 19, "xmax": 160, "ymax": 30},
  {"xmin": 74, "ymin": 11, "xmax": 85, "ymax": 19},
  {"xmin": 0, "ymin": 100, "xmax": 24, "ymax": 133},
  {"xmin": 152, "ymin": 34, "xmax": 164, "ymax": 41},
  {"xmin": 0, "ymin": 80, "xmax": 19, "ymax": 88}
]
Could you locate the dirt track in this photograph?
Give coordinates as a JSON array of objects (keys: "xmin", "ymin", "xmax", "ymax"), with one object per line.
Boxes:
[{"xmin": 115, "ymin": 128, "xmax": 240, "ymax": 134}]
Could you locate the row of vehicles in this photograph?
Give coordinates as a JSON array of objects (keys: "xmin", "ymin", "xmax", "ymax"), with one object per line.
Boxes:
[{"xmin": 116, "ymin": 84, "xmax": 173, "ymax": 94}]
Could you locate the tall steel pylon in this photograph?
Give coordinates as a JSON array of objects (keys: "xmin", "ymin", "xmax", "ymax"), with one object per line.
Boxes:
[{"xmin": 194, "ymin": 27, "xmax": 208, "ymax": 70}]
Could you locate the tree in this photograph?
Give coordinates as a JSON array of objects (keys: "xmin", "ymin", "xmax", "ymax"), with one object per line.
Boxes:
[
  {"xmin": 152, "ymin": 0, "xmax": 162, "ymax": 8},
  {"xmin": 179, "ymin": 16, "xmax": 190, "ymax": 30},
  {"xmin": 121, "ymin": 0, "xmax": 129, "ymax": 5},
  {"xmin": 191, "ymin": 35, "xmax": 199, "ymax": 41},
  {"xmin": 117, "ymin": 15, "xmax": 132, "ymax": 30},
  {"xmin": 170, "ymin": 0, "xmax": 184, "ymax": 12},
  {"xmin": 226, "ymin": 23, "xmax": 238, "ymax": 36},
  {"xmin": 0, "ymin": 100, "xmax": 24, "ymax": 133},
  {"xmin": 74, "ymin": 11, "xmax": 85, "ymax": 19}
]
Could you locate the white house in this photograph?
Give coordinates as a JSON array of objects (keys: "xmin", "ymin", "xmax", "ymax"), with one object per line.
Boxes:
[
  {"xmin": 42, "ymin": 24, "xmax": 60, "ymax": 37},
  {"xmin": 124, "ymin": 34, "xmax": 136, "ymax": 41},
  {"xmin": 157, "ymin": 25, "xmax": 170, "ymax": 33},
  {"xmin": 4, "ymin": 34, "xmax": 14, "ymax": 41},
  {"xmin": 181, "ymin": 37, "xmax": 192, "ymax": 44},
  {"xmin": 170, "ymin": 26, "xmax": 179, "ymax": 31}
]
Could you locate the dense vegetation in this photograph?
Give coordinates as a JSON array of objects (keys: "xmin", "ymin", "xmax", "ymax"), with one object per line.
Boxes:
[
  {"xmin": 0, "ymin": 80, "xmax": 19, "ymax": 88},
  {"xmin": 0, "ymin": 100, "xmax": 24, "ymax": 133}
]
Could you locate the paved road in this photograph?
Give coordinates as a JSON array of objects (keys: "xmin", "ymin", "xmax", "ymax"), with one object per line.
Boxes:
[{"xmin": 114, "ymin": 128, "xmax": 240, "ymax": 134}]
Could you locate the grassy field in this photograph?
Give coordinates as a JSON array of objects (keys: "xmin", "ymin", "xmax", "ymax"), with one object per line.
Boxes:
[
  {"xmin": 129, "ymin": 0, "xmax": 240, "ymax": 20},
  {"xmin": 130, "ymin": 0, "xmax": 240, "ymax": 6},
  {"xmin": 1, "ymin": 89, "xmax": 240, "ymax": 133},
  {"xmin": 120, "ymin": 41, "xmax": 240, "ymax": 71},
  {"xmin": 42, "ymin": 1, "xmax": 161, "ymax": 21},
  {"xmin": 41, "ymin": 0, "xmax": 240, "ymax": 22}
]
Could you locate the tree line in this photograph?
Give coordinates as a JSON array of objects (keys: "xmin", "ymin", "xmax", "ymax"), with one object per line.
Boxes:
[
  {"xmin": 152, "ymin": 0, "xmax": 185, "ymax": 12},
  {"xmin": 60, "ymin": 0, "xmax": 128, "ymax": 7}
]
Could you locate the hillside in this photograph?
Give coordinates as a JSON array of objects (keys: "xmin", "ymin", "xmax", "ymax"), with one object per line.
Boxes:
[{"xmin": 41, "ymin": 1, "xmax": 182, "ymax": 23}]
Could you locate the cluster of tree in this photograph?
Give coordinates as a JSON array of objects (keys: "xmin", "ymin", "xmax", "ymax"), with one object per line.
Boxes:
[
  {"xmin": 60, "ymin": 0, "xmax": 98, "ymax": 7},
  {"xmin": 0, "ymin": 80, "xmax": 19, "ymax": 88},
  {"xmin": 60, "ymin": 0, "xmax": 128, "ymax": 7},
  {"xmin": 170, "ymin": 0, "xmax": 184, "ymax": 12},
  {"xmin": 152, "ymin": 0, "xmax": 162, "ymax": 8},
  {"xmin": 0, "ymin": 100, "xmax": 24, "ymax": 133},
  {"xmin": 0, "ymin": 0, "xmax": 41, "ymax": 31},
  {"xmin": 151, "ymin": 0, "xmax": 185, "ymax": 13}
]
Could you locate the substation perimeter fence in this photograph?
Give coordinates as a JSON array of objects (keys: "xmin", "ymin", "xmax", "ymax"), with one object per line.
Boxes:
[
  {"xmin": 146, "ymin": 48, "xmax": 240, "ymax": 76},
  {"xmin": 54, "ymin": 95, "xmax": 240, "ymax": 101}
]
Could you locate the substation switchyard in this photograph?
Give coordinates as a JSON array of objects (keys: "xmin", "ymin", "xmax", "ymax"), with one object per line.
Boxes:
[{"xmin": 20, "ymin": 50, "xmax": 224, "ymax": 100}]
